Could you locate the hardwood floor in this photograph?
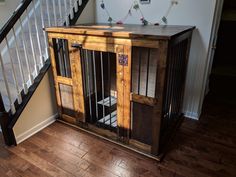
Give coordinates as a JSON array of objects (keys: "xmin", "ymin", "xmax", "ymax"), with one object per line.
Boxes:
[{"xmin": 0, "ymin": 94, "xmax": 236, "ymax": 177}]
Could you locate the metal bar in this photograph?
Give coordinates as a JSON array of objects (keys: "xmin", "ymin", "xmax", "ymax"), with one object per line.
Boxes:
[
  {"xmin": 108, "ymin": 53, "xmax": 112, "ymax": 128},
  {"xmin": 39, "ymin": 0, "xmax": 49, "ymax": 59},
  {"xmin": 45, "ymin": 0, "xmax": 51, "ymax": 26},
  {"xmin": 26, "ymin": 7, "xmax": 39, "ymax": 75},
  {"xmin": 92, "ymin": 51, "xmax": 98, "ymax": 121},
  {"xmin": 86, "ymin": 50, "xmax": 92, "ymax": 121},
  {"xmin": 62, "ymin": 40, "xmax": 69, "ymax": 77},
  {"xmin": 12, "ymin": 27, "xmax": 28, "ymax": 94},
  {"xmin": 138, "ymin": 48, "xmax": 142, "ymax": 95},
  {"xmin": 5, "ymin": 37, "xmax": 22, "ymax": 104},
  {"xmin": 0, "ymin": 53, "xmax": 16, "ymax": 114},
  {"xmin": 33, "ymin": 0, "xmax": 43, "ymax": 67},
  {"xmin": 146, "ymin": 48, "xmax": 150, "ymax": 97},
  {"xmin": 58, "ymin": 40, "xmax": 65, "ymax": 76},
  {"xmin": 100, "ymin": 52, "xmax": 105, "ymax": 122},
  {"xmin": 19, "ymin": 18, "xmax": 34, "ymax": 85}
]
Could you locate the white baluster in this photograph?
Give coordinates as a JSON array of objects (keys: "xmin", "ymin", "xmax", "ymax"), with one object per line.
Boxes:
[
  {"xmin": 64, "ymin": 0, "xmax": 69, "ymax": 26},
  {"xmin": 0, "ymin": 53, "xmax": 16, "ymax": 114},
  {"xmin": 12, "ymin": 27, "xmax": 28, "ymax": 94},
  {"xmin": 19, "ymin": 18, "xmax": 34, "ymax": 85},
  {"xmin": 39, "ymin": 0, "xmax": 49, "ymax": 59},
  {"xmin": 70, "ymin": 0, "xmax": 74, "ymax": 19},
  {"xmin": 45, "ymin": 0, "xmax": 51, "ymax": 26},
  {"xmin": 26, "ymin": 8, "xmax": 39, "ymax": 75},
  {"xmin": 79, "ymin": 0, "xmax": 82, "ymax": 6},
  {"xmin": 74, "ymin": 0, "xmax": 78, "ymax": 12},
  {"xmin": 52, "ymin": 0, "xmax": 57, "ymax": 26},
  {"xmin": 5, "ymin": 38, "xmax": 22, "ymax": 104},
  {"xmin": 33, "ymin": 0, "xmax": 44, "ymax": 68},
  {"xmin": 59, "ymin": 0, "xmax": 63, "ymax": 25}
]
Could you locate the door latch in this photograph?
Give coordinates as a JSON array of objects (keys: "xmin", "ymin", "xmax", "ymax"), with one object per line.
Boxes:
[{"xmin": 71, "ymin": 43, "xmax": 82, "ymax": 48}]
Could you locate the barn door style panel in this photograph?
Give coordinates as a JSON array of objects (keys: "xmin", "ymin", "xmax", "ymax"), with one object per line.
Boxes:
[
  {"xmin": 48, "ymin": 38, "xmax": 86, "ymax": 124},
  {"xmin": 78, "ymin": 44, "xmax": 132, "ymax": 140}
]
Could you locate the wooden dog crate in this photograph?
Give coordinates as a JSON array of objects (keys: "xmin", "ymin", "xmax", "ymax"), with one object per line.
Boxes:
[{"xmin": 46, "ymin": 24, "xmax": 194, "ymax": 159}]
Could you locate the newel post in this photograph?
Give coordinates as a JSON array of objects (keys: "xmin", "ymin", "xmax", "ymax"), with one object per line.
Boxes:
[{"xmin": 0, "ymin": 93, "xmax": 12, "ymax": 146}]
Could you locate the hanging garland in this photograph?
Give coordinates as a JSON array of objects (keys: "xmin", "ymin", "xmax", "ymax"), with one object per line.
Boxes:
[{"xmin": 100, "ymin": 0, "xmax": 179, "ymax": 26}]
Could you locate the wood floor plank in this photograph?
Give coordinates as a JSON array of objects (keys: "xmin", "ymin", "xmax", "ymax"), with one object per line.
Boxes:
[{"xmin": 0, "ymin": 93, "xmax": 236, "ymax": 177}]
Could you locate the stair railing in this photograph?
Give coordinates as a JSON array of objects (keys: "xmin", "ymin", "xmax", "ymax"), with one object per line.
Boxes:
[{"xmin": 0, "ymin": 0, "xmax": 83, "ymax": 115}]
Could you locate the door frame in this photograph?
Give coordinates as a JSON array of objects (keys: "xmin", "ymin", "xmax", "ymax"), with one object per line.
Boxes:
[{"xmin": 199, "ymin": 0, "xmax": 224, "ymax": 111}]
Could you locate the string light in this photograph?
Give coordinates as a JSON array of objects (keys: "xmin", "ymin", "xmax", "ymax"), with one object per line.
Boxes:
[{"xmin": 100, "ymin": 0, "xmax": 179, "ymax": 25}]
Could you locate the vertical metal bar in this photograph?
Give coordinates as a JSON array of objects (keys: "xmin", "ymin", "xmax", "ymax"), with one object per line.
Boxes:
[
  {"xmin": 58, "ymin": 40, "xmax": 65, "ymax": 76},
  {"xmin": 0, "ymin": 54, "xmax": 16, "ymax": 114},
  {"xmin": 138, "ymin": 48, "xmax": 142, "ymax": 95},
  {"xmin": 86, "ymin": 50, "xmax": 92, "ymax": 121},
  {"xmin": 146, "ymin": 48, "xmax": 150, "ymax": 97},
  {"xmin": 5, "ymin": 38, "xmax": 22, "ymax": 104},
  {"xmin": 45, "ymin": 0, "xmax": 51, "ymax": 26},
  {"xmin": 13, "ymin": 27, "xmax": 28, "ymax": 94},
  {"xmin": 92, "ymin": 51, "xmax": 98, "ymax": 121},
  {"xmin": 19, "ymin": 18, "xmax": 34, "ymax": 85},
  {"xmin": 33, "ymin": 0, "xmax": 44, "ymax": 67},
  {"xmin": 62, "ymin": 40, "xmax": 68, "ymax": 77},
  {"xmin": 100, "ymin": 52, "xmax": 105, "ymax": 122},
  {"xmin": 26, "ymin": 8, "xmax": 39, "ymax": 75},
  {"xmin": 108, "ymin": 53, "xmax": 112, "ymax": 128}
]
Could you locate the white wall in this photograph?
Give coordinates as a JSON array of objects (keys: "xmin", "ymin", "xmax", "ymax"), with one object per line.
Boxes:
[
  {"xmin": 76, "ymin": 0, "xmax": 96, "ymax": 24},
  {"xmin": 13, "ymin": 69, "xmax": 58, "ymax": 144},
  {"xmin": 95, "ymin": 0, "xmax": 217, "ymax": 119},
  {"xmin": 0, "ymin": 0, "xmax": 21, "ymax": 29}
]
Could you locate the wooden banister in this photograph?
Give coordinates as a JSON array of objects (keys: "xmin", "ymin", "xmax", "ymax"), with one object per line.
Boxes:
[{"xmin": 0, "ymin": 94, "xmax": 16, "ymax": 146}]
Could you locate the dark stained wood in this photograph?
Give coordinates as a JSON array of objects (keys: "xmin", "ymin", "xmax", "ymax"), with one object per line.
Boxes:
[
  {"xmin": 1, "ymin": 92, "xmax": 236, "ymax": 177},
  {"xmin": 152, "ymin": 40, "xmax": 169, "ymax": 155},
  {"xmin": 131, "ymin": 93, "xmax": 157, "ymax": 106}
]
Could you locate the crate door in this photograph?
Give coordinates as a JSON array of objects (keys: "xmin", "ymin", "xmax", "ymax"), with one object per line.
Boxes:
[{"xmin": 49, "ymin": 38, "xmax": 86, "ymax": 123}]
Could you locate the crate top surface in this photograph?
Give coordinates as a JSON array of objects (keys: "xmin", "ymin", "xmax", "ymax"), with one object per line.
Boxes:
[{"xmin": 45, "ymin": 24, "xmax": 195, "ymax": 40}]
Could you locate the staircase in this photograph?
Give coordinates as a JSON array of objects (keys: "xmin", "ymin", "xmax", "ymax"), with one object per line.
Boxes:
[{"xmin": 0, "ymin": 0, "xmax": 89, "ymax": 146}]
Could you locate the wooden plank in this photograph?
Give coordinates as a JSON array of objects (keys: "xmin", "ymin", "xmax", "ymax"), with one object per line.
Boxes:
[
  {"xmin": 129, "ymin": 139, "xmax": 152, "ymax": 153},
  {"xmin": 122, "ymin": 45, "xmax": 132, "ymax": 140},
  {"xmin": 45, "ymin": 24, "xmax": 195, "ymax": 40},
  {"xmin": 61, "ymin": 114, "xmax": 77, "ymax": 124},
  {"xmin": 48, "ymin": 37, "xmax": 62, "ymax": 116},
  {"xmin": 131, "ymin": 93, "xmax": 157, "ymax": 106},
  {"xmin": 69, "ymin": 41, "xmax": 86, "ymax": 122},
  {"xmin": 152, "ymin": 40, "xmax": 169, "ymax": 155},
  {"xmin": 116, "ymin": 45, "xmax": 125, "ymax": 138},
  {"xmin": 56, "ymin": 76, "xmax": 73, "ymax": 86},
  {"xmin": 47, "ymin": 33, "xmax": 159, "ymax": 48}
]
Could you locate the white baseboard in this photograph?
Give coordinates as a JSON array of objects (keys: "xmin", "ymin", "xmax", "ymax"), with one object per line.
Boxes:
[
  {"xmin": 184, "ymin": 111, "xmax": 199, "ymax": 120},
  {"xmin": 15, "ymin": 114, "xmax": 58, "ymax": 144}
]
